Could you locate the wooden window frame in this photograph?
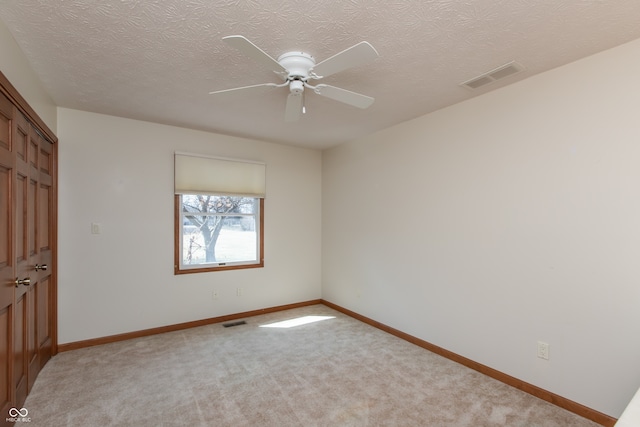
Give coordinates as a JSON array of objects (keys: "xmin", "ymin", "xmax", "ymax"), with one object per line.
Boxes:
[{"xmin": 174, "ymin": 195, "xmax": 264, "ymax": 274}]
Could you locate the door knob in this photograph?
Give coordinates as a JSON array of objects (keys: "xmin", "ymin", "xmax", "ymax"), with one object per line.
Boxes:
[
  {"xmin": 35, "ymin": 264, "xmax": 48, "ymax": 271},
  {"xmin": 15, "ymin": 277, "xmax": 31, "ymax": 287}
]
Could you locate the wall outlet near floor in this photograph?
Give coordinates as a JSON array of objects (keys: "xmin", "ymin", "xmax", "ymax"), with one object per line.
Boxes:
[
  {"xmin": 236, "ymin": 288, "xmax": 242, "ymax": 297},
  {"xmin": 212, "ymin": 290, "xmax": 218, "ymax": 300},
  {"xmin": 537, "ymin": 341, "xmax": 550, "ymax": 360}
]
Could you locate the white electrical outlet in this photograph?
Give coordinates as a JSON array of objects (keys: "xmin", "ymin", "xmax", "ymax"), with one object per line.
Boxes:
[
  {"xmin": 212, "ymin": 290, "xmax": 218, "ymax": 300},
  {"xmin": 236, "ymin": 288, "xmax": 242, "ymax": 297},
  {"xmin": 537, "ymin": 341, "xmax": 550, "ymax": 360}
]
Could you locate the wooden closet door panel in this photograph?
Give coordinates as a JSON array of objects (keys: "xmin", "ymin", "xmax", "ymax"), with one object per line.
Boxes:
[
  {"xmin": 36, "ymin": 138, "xmax": 53, "ymax": 366},
  {"xmin": 0, "ymin": 93, "xmax": 14, "ymax": 421},
  {"xmin": 36, "ymin": 276, "xmax": 51, "ymax": 366},
  {"xmin": 25, "ymin": 173, "xmax": 38, "ymax": 390},
  {"xmin": 0, "ymin": 168, "xmax": 12, "ymax": 418},
  {"xmin": 12, "ymin": 293, "xmax": 26, "ymax": 407},
  {"xmin": 0, "ymin": 307, "xmax": 10, "ymax": 421},
  {"xmin": 10, "ymin": 170, "xmax": 27, "ymax": 405},
  {"xmin": 12, "ymin": 113, "xmax": 31, "ymax": 408}
]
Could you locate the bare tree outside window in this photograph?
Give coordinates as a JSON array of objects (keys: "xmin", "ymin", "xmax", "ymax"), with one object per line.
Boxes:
[{"xmin": 179, "ymin": 195, "xmax": 260, "ymax": 268}]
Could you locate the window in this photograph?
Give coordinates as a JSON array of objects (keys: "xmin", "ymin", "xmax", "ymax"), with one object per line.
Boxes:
[
  {"xmin": 175, "ymin": 195, "xmax": 263, "ymax": 273},
  {"xmin": 174, "ymin": 153, "xmax": 265, "ymax": 274}
]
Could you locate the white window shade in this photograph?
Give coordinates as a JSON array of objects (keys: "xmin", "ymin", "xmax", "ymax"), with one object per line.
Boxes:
[{"xmin": 174, "ymin": 153, "xmax": 266, "ymax": 197}]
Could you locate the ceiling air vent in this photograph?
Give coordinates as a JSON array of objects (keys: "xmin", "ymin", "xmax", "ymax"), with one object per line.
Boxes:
[{"xmin": 460, "ymin": 61, "xmax": 524, "ymax": 90}]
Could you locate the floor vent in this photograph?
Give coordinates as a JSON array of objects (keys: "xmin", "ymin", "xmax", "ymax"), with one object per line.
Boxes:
[
  {"xmin": 223, "ymin": 320, "xmax": 247, "ymax": 328},
  {"xmin": 460, "ymin": 61, "xmax": 524, "ymax": 90}
]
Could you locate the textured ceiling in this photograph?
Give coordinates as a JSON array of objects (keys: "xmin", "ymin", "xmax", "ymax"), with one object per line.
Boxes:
[{"xmin": 1, "ymin": 1, "xmax": 640, "ymax": 149}]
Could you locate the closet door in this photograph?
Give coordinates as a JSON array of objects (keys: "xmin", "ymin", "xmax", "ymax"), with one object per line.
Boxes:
[
  {"xmin": 34, "ymin": 127, "xmax": 54, "ymax": 369},
  {"xmin": 13, "ymin": 111, "xmax": 32, "ymax": 406},
  {"xmin": 12, "ymin": 112, "xmax": 54, "ymax": 407},
  {"xmin": 0, "ymin": 91, "xmax": 15, "ymax": 424},
  {"xmin": 0, "ymin": 85, "xmax": 57, "ymax": 418}
]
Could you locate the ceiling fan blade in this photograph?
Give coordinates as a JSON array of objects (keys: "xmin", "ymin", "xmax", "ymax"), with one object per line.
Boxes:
[
  {"xmin": 312, "ymin": 41, "xmax": 379, "ymax": 78},
  {"xmin": 209, "ymin": 83, "xmax": 278, "ymax": 98},
  {"xmin": 223, "ymin": 35, "xmax": 287, "ymax": 74},
  {"xmin": 284, "ymin": 92, "xmax": 303, "ymax": 122},
  {"xmin": 314, "ymin": 84, "xmax": 375, "ymax": 109}
]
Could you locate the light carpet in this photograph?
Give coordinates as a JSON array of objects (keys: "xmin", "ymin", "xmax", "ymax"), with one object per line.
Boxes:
[{"xmin": 23, "ymin": 304, "xmax": 600, "ymax": 426}]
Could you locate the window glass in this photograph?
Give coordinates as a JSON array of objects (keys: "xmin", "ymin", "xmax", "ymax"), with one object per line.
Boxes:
[{"xmin": 176, "ymin": 195, "xmax": 263, "ymax": 273}]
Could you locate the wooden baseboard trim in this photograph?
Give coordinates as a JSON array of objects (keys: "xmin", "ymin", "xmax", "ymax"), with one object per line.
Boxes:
[
  {"xmin": 320, "ymin": 300, "xmax": 617, "ymax": 427},
  {"xmin": 57, "ymin": 299, "xmax": 322, "ymax": 353}
]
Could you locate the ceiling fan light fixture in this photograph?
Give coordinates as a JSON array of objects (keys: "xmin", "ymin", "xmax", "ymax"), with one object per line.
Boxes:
[
  {"xmin": 289, "ymin": 79, "xmax": 304, "ymax": 94},
  {"xmin": 210, "ymin": 35, "xmax": 379, "ymax": 122}
]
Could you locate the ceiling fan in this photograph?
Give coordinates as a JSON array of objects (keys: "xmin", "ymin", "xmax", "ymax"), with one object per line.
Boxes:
[{"xmin": 209, "ymin": 36, "xmax": 379, "ymax": 122}]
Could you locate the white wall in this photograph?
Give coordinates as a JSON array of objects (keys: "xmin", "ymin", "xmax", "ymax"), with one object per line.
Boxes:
[
  {"xmin": 57, "ymin": 108, "xmax": 322, "ymax": 344},
  {"xmin": 322, "ymin": 37, "xmax": 640, "ymax": 418},
  {"xmin": 0, "ymin": 18, "xmax": 56, "ymax": 132}
]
